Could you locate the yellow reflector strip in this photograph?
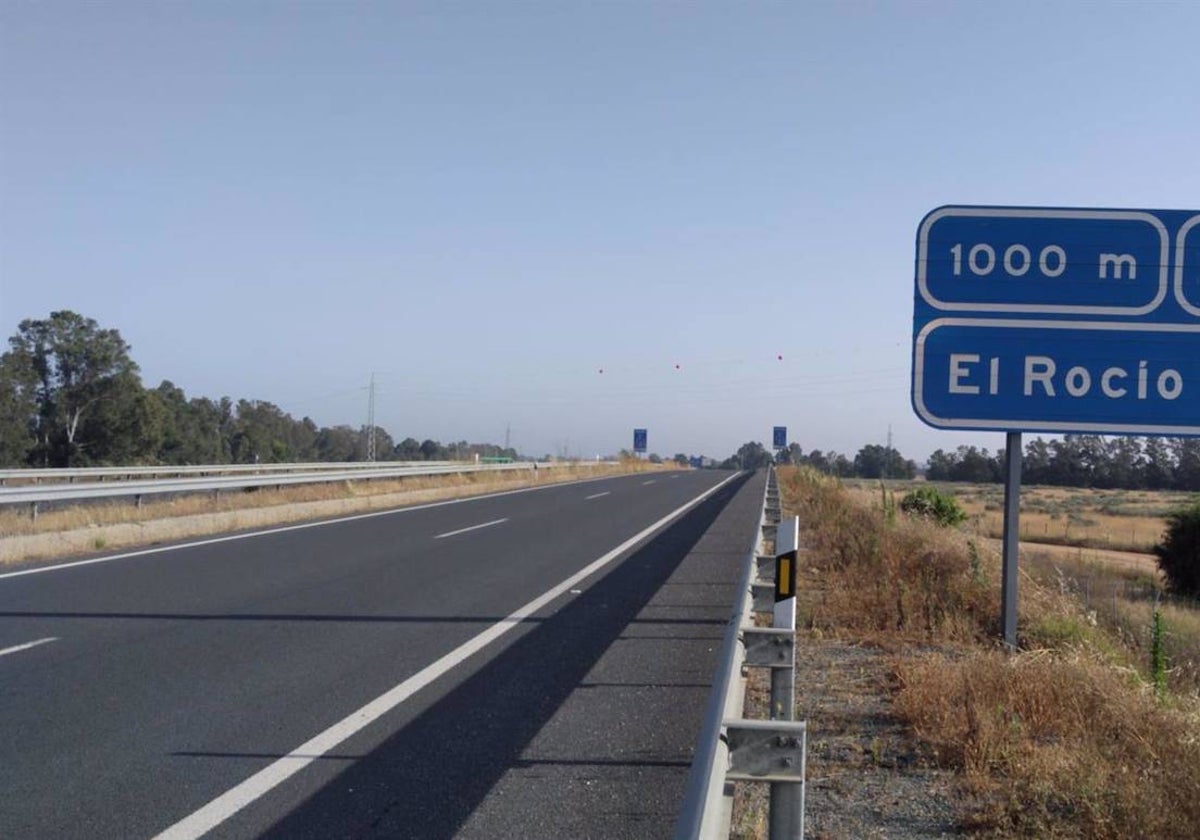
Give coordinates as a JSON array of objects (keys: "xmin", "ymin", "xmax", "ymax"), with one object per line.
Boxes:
[{"xmin": 777, "ymin": 557, "xmax": 792, "ymax": 598}]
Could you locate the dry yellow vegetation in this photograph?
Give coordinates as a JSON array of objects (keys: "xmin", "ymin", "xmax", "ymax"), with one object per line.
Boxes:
[
  {"xmin": 779, "ymin": 467, "xmax": 1200, "ymax": 838},
  {"xmin": 849, "ymin": 480, "xmax": 1188, "ymax": 554}
]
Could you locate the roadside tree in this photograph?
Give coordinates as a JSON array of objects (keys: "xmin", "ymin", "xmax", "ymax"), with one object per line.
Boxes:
[
  {"xmin": 6, "ymin": 311, "xmax": 147, "ymax": 466},
  {"xmin": 1154, "ymin": 504, "xmax": 1200, "ymax": 598},
  {"xmin": 0, "ymin": 349, "xmax": 38, "ymax": 466}
]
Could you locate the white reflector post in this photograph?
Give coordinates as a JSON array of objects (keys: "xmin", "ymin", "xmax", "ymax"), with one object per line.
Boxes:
[
  {"xmin": 770, "ymin": 514, "xmax": 802, "ymax": 836},
  {"xmin": 773, "ymin": 516, "xmax": 799, "ymax": 631}
]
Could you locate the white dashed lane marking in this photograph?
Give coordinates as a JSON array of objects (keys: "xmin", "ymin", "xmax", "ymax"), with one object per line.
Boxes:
[
  {"xmin": 0, "ymin": 637, "xmax": 58, "ymax": 658},
  {"xmin": 433, "ymin": 519, "xmax": 508, "ymax": 539}
]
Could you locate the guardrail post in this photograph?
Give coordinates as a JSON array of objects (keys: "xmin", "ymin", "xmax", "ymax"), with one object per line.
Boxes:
[
  {"xmin": 770, "ymin": 515, "xmax": 803, "ymax": 838},
  {"xmin": 30, "ymin": 501, "xmax": 38, "ymax": 521}
]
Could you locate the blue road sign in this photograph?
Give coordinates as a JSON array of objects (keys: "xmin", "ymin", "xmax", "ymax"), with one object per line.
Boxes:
[
  {"xmin": 772, "ymin": 426, "xmax": 787, "ymax": 449},
  {"xmin": 633, "ymin": 428, "xmax": 648, "ymax": 453},
  {"xmin": 913, "ymin": 206, "xmax": 1200, "ymax": 435}
]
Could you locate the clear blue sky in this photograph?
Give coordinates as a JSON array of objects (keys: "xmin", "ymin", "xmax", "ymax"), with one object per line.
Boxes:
[{"xmin": 2, "ymin": 2, "xmax": 1197, "ymax": 461}]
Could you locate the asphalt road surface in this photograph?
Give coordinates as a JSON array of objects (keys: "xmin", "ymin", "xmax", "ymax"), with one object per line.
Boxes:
[{"xmin": 0, "ymin": 468, "xmax": 765, "ymax": 839}]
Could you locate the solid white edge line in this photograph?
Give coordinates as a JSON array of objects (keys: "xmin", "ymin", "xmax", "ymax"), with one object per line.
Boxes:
[
  {"xmin": 584, "ymin": 491, "xmax": 611, "ymax": 500},
  {"xmin": 433, "ymin": 518, "xmax": 508, "ymax": 539},
  {"xmin": 0, "ymin": 473, "xmax": 644, "ymax": 581},
  {"xmin": 0, "ymin": 637, "xmax": 58, "ymax": 657},
  {"xmin": 150, "ymin": 470, "xmax": 742, "ymax": 840}
]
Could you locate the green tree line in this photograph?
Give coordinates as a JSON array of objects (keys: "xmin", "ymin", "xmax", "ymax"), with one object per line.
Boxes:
[
  {"xmin": 709, "ymin": 441, "xmax": 919, "ymax": 478},
  {"xmin": 0, "ymin": 311, "xmax": 516, "ymax": 468},
  {"xmin": 927, "ymin": 436, "xmax": 1200, "ymax": 490},
  {"xmin": 713, "ymin": 434, "xmax": 1200, "ymax": 491}
]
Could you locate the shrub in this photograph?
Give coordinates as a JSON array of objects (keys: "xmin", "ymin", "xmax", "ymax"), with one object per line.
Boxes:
[
  {"xmin": 1151, "ymin": 605, "xmax": 1167, "ymax": 700},
  {"xmin": 1154, "ymin": 503, "xmax": 1200, "ymax": 597},
  {"xmin": 900, "ymin": 486, "xmax": 967, "ymax": 527}
]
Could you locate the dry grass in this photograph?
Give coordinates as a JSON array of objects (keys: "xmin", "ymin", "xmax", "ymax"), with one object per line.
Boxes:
[
  {"xmin": 975, "ymin": 509, "xmax": 1164, "ymax": 553},
  {"xmin": 0, "ymin": 462, "xmax": 668, "ymax": 566},
  {"xmin": 779, "ymin": 466, "xmax": 1200, "ymax": 838},
  {"xmin": 1011, "ymin": 541, "xmax": 1159, "ymax": 576},
  {"xmin": 792, "ymin": 475, "xmax": 998, "ymax": 645},
  {"xmin": 846, "ymin": 479, "xmax": 1190, "ymax": 554},
  {"xmin": 1022, "ymin": 547, "xmax": 1200, "ymax": 697},
  {"xmin": 894, "ymin": 650, "xmax": 1200, "ymax": 838}
]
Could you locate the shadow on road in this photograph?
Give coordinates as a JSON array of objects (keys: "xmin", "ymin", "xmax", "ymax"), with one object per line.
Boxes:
[{"xmin": 253, "ymin": 470, "xmax": 752, "ymax": 840}]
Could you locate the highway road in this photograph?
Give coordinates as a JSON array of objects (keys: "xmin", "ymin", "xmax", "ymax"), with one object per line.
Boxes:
[{"xmin": 0, "ymin": 468, "xmax": 765, "ymax": 839}]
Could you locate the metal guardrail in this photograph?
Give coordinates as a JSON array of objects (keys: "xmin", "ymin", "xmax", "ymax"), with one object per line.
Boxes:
[
  {"xmin": 0, "ymin": 461, "xmax": 462, "ymax": 484},
  {"xmin": 675, "ymin": 467, "xmax": 807, "ymax": 839},
  {"xmin": 0, "ymin": 461, "xmax": 602, "ymax": 508}
]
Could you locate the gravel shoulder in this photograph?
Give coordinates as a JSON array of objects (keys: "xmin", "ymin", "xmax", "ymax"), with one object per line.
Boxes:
[
  {"xmin": 795, "ymin": 638, "xmax": 959, "ymax": 839},
  {"xmin": 731, "ymin": 594, "xmax": 963, "ymax": 838},
  {"xmin": 731, "ymin": 632, "xmax": 961, "ymax": 840}
]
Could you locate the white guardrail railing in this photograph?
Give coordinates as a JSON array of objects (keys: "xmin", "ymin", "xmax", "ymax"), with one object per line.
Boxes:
[
  {"xmin": 0, "ymin": 461, "xmax": 603, "ymax": 508},
  {"xmin": 0, "ymin": 460, "xmax": 463, "ymax": 484}
]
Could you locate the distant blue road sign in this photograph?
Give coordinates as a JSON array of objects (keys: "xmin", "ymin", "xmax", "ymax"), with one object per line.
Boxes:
[
  {"xmin": 913, "ymin": 206, "xmax": 1200, "ymax": 435},
  {"xmin": 633, "ymin": 428, "xmax": 648, "ymax": 453},
  {"xmin": 772, "ymin": 426, "xmax": 787, "ymax": 449}
]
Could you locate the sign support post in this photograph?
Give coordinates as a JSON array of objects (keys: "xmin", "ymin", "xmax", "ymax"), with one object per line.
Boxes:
[{"xmin": 1000, "ymin": 432, "xmax": 1021, "ymax": 651}]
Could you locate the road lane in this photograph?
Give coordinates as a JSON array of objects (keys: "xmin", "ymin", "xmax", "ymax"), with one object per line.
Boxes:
[{"xmin": 0, "ymin": 468, "xmax": 762, "ymax": 839}]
